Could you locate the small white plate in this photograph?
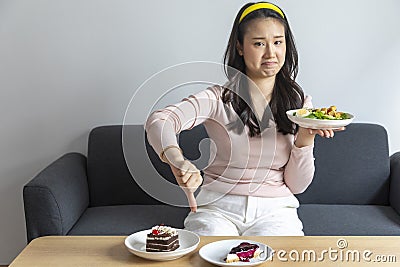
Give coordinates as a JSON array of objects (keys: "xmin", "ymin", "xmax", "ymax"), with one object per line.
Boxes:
[
  {"xmin": 286, "ymin": 109, "xmax": 354, "ymax": 130},
  {"xmin": 199, "ymin": 239, "xmax": 273, "ymax": 267},
  {"xmin": 125, "ymin": 229, "xmax": 200, "ymax": 261}
]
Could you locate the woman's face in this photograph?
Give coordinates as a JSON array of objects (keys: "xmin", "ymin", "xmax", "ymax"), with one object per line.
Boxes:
[{"xmin": 237, "ymin": 18, "xmax": 286, "ymax": 80}]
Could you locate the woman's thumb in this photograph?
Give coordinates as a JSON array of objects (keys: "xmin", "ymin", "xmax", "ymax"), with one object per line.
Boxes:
[{"xmin": 185, "ymin": 191, "xmax": 197, "ymax": 213}]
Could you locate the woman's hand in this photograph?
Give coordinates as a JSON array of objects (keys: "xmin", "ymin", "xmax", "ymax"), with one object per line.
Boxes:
[
  {"xmin": 169, "ymin": 160, "xmax": 202, "ymax": 212},
  {"xmin": 162, "ymin": 147, "xmax": 202, "ymax": 212},
  {"xmin": 295, "ymin": 126, "xmax": 346, "ymax": 147},
  {"xmin": 308, "ymin": 126, "xmax": 346, "ymax": 138}
]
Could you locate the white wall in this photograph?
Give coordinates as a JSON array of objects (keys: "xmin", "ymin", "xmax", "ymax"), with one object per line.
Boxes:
[{"xmin": 0, "ymin": 0, "xmax": 399, "ymax": 264}]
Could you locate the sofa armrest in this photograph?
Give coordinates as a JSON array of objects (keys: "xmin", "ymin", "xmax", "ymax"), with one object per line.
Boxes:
[
  {"xmin": 390, "ymin": 152, "xmax": 400, "ymax": 215},
  {"xmin": 23, "ymin": 153, "xmax": 89, "ymax": 242}
]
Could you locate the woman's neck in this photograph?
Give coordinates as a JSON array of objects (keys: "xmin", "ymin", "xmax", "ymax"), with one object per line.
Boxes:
[
  {"xmin": 247, "ymin": 76, "xmax": 276, "ymax": 101},
  {"xmin": 247, "ymin": 76, "xmax": 276, "ymax": 121}
]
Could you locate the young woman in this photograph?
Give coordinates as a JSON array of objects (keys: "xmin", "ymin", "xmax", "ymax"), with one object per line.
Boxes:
[{"xmin": 145, "ymin": 2, "xmax": 343, "ymax": 236}]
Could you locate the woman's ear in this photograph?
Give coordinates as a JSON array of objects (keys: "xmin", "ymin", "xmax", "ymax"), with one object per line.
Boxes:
[{"xmin": 236, "ymin": 41, "xmax": 243, "ymax": 56}]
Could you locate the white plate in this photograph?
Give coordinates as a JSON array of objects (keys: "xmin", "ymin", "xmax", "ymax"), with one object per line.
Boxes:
[
  {"xmin": 199, "ymin": 239, "xmax": 273, "ymax": 267},
  {"xmin": 125, "ymin": 229, "xmax": 200, "ymax": 261},
  {"xmin": 286, "ymin": 109, "xmax": 354, "ymax": 130}
]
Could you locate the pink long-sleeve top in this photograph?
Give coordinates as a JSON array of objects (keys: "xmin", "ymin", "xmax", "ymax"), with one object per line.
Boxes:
[{"xmin": 145, "ymin": 85, "xmax": 315, "ymax": 197}]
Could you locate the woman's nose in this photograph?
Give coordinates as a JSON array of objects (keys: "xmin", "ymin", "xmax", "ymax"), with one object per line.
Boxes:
[{"xmin": 263, "ymin": 44, "xmax": 274, "ymax": 58}]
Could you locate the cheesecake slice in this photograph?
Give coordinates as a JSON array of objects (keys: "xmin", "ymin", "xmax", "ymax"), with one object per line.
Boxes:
[{"xmin": 225, "ymin": 242, "xmax": 262, "ymax": 263}]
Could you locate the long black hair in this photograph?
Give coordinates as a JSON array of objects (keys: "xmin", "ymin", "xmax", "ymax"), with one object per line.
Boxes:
[{"xmin": 222, "ymin": 2, "xmax": 304, "ymax": 137}]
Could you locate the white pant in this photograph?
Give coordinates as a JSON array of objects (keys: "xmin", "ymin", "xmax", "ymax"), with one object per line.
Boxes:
[{"xmin": 184, "ymin": 189, "xmax": 304, "ymax": 236}]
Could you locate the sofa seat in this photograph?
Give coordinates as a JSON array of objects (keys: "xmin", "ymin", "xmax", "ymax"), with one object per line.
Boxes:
[
  {"xmin": 68, "ymin": 204, "xmax": 400, "ymax": 236},
  {"xmin": 299, "ymin": 204, "xmax": 400, "ymax": 236},
  {"xmin": 68, "ymin": 205, "xmax": 189, "ymax": 236}
]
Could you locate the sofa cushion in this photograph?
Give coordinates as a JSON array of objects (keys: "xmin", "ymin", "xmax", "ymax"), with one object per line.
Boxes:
[
  {"xmin": 299, "ymin": 204, "xmax": 400, "ymax": 235},
  {"xmin": 297, "ymin": 123, "xmax": 390, "ymax": 205},
  {"xmin": 67, "ymin": 205, "xmax": 190, "ymax": 235}
]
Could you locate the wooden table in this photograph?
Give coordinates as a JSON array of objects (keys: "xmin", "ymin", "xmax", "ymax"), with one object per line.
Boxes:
[{"xmin": 10, "ymin": 236, "xmax": 400, "ymax": 266}]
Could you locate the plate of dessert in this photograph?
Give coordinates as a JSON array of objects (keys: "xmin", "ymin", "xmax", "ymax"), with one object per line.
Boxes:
[
  {"xmin": 125, "ymin": 225, "xmax": 200, "ymax": 261},
  {"xmin": 199, "ymin": 240, "xmax": 273, "ymax": 266},
  {"xmin": 286, "ymin": 106, "xmax": 354, "ymax": 130}
]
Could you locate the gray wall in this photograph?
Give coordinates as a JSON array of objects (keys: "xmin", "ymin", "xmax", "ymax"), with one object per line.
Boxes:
[{"xmin": 1, "ymin": 0, "xmax": 399, "ymax": 264}]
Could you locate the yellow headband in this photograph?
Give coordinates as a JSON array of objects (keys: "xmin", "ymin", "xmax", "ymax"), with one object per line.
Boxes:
[{"xmin": 239, "ymin": 2, "xmax": 285, "ymax": 22}]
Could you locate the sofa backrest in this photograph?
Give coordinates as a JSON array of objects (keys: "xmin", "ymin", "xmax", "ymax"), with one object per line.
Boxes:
[
  {"xmin": 87, "ymin": 123, "xmax": 390, "ymax": 207},
  {"xmin": 87, "ymin": 124, "xmax": 208, "ymax": 207},
  {"xmin": 297, "ymin": 123, "xmax": 390, "ymax": 205}
]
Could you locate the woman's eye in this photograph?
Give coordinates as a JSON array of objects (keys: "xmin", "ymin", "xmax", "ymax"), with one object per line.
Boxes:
[
  {"xmin": 275, "ymin": 40, "xmax": 283, "ymax": 45},
  {"xmin": 254, "ymin": 42, "xmax": 265, "ymax": 47}
]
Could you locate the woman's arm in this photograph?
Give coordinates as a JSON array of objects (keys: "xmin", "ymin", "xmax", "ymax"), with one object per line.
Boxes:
[
  {"xmin": 283, "ymin": 141, "xmax": 315, "ymax": 194},
  {"xmin": 144, "ymin": 86, "xmax": 220, "ymax": 212},
  {"xmin": 145, "ymin": 87, "xmax": 219, "ymax": 159},
  {"xmin": 283, "ymin": 95, "xmax": 344, "ymax": 193}
]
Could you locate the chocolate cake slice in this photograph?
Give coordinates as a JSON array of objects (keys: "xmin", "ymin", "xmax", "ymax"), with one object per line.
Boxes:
[
  {"xmin": 145, "ymin": 225, "xmax": 180, "ymax": 252},
  {"xmin": 225, "ymin": 242, "xmax": 262, "ymax": 263}
]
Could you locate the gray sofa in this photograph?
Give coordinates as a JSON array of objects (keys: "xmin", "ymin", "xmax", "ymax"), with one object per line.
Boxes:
[{"xmin": 23, "ymin": 123, "xmax": 400, "ymax": 242}]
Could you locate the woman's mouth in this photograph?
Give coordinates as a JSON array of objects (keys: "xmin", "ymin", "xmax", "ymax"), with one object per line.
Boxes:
[{"xmin": 261, "ymin": 61, "xmax": 277, "ymax": 67}]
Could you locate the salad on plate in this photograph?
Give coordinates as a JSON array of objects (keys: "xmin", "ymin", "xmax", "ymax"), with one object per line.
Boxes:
[
  {"xmin": 286, "ymin": 106, "xmax": 354, "ymax": 130},
  {"xmin": 293, "ymin": 106, "xmax": 351, "ymax": 120}
]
